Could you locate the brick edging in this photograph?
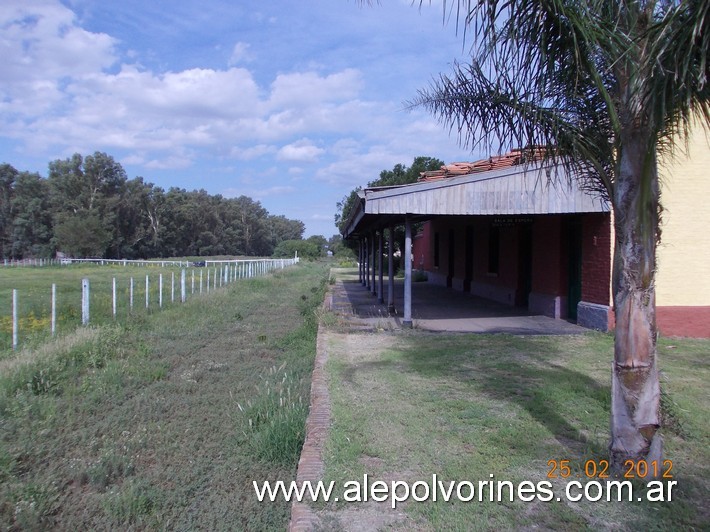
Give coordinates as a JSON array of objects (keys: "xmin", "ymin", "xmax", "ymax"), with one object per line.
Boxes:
[{"xmin": 288, "ymin": 309, "xmax": 331, "ymax": 530}]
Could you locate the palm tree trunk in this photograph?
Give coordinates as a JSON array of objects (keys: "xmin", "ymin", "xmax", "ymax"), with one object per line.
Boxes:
[{"xmin": 609, "ymin": 131, "xmax": 663, "ymax": 475}]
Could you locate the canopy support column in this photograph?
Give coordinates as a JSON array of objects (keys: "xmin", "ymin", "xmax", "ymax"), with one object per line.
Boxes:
[
  {"xmin": 370, "ymin": 232, "xmax": 376, "ymax": 295},
  {"xmin": 403, "ymin": 216, "xmax": 413, "ymax": 328},
  {"xmin": 359, "ymin": 239, "xmax": 365, "ymax": 285},
  {"xmin": 378, "ymin": 229, "xmax": 384, "ymax": 304},
  {"xmin": 387, "ymin": 224, "xmax": 395, "ymax": 315}
]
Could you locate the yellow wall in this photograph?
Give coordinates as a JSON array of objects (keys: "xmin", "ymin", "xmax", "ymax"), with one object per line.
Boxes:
[{"xmin": 656, "ymin": 126, "xmax": 710, "ymax": 306}]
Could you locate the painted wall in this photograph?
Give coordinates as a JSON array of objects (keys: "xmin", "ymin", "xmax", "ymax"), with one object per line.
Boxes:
[{"xmin": 655, "ymin": 126, "xmax": 710, "ymax": 337}]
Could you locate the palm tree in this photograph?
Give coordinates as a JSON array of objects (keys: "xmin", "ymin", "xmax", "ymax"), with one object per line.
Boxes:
[{"xmin": 410, "ymin": 0, "xmax": 709, "ymax": 474}]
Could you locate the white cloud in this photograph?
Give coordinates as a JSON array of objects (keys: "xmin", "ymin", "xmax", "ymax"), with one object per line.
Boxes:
[
  {"xmin": 0, "ymin": 1, "xmax": 117, "ymax": 115},
  {"xmin": 228, "ymin": 42, "xmax": 253, "ymax": 65},
  {"xmin": 0, "ymin": 2, "xmax": 117, "ymax": 80},
  {"xmin": 277, "ymin": 139, "xmax": 324, "ymax": 163},
  {"xmin": 230, "ymin": 144, "xmax": 276, "ymax": 160},
  {"xmin": 144, "ymin": 152, "xmax": 194, "ymax": 170},
  {"xmin": 267, "ymin": 69, "xmax": 363, "ymax": 110},
  {"xmin": 223, "ymin": 185, "xmax": 296, "ymax": 199},
  {"xmin": 253, "ymin": 185, "xmax": 297, "ymax": 198}
]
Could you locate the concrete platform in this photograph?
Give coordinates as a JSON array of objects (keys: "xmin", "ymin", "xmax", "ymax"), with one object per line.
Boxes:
[{"xmin": 329, "ymin": 269, "xmax": 587, "ymax": 335}]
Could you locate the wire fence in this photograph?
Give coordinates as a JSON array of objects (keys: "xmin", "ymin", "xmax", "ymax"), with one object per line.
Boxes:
[{"xmin": 2, "ymin": 257, "xmax": 299, "ymax": 351}]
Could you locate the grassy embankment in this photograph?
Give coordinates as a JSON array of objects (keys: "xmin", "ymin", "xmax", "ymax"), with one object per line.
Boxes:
[
  {"xmin": 320, "ymin": 274, "xmax": 709, "ymax": 530},
  {"xmin": 0, "ymin": 261, "xmax": 329, "ymax": 529}
]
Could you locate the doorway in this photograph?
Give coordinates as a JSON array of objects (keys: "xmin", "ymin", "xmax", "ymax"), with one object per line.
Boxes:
[
  {"xmin": 516, "ymin": 224, "xmax": 533, "ymax": 307},
  {"xmin": 567, "ymin": 219, "xmax": 583, "ymax": 320}
]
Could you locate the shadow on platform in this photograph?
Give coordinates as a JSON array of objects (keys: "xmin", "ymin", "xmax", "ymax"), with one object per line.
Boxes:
[{"xmin": 329, "ymin": 269, "xmax": 587, "ymax": 335}]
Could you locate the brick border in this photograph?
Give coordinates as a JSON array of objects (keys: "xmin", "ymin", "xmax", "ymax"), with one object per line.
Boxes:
[{"xmin": 288, "ymin": 321, "xmax": 330, "ymax": 531}]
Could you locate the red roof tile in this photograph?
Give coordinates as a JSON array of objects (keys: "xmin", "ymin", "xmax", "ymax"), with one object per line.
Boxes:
[{"xmin": 418, "ymin": 148, "xmax": 547, "ymax": 182}]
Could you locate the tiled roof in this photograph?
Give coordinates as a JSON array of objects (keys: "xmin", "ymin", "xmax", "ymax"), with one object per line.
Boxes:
[{"xmin": 418, "ymin": 148, "xmax": 547, "ymax": 182}]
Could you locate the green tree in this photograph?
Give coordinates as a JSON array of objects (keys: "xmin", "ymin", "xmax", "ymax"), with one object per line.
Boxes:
[
  {"xmin": 54, "ymin": 213, "xmax": 110, "ymax": 258},
  {"xmin": 411, "ymin": 0, "xmax": 709, "ymax": 473},
  {"xmin": 306, "ymin": 235, "xmax": 328, "ymax": 256},
  {"xmin": 268, "ymin": 215, "xmax": 305, "ymax": 247},
  {"xmin": 11, "ymin": 172, "xmax": 53, "ymax": 258},
  {"xmin": 335, "ymin": 156, "xmax": 444, "ymax": 234},
  {"xmin": 0, "ymin": 163, "xmax": 18, "ymax": 259},
  {"xmin": 47, "ymin": 152, "xmax": 128, "ymax": 258}
]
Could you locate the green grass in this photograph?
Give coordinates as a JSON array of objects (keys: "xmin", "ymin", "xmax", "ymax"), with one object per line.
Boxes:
[
  {"xmin": 0, "ymin": 261, "xmax": 274, "ymax": 351},
  {"xmin": 0, "ymin": 261, "xmax": 329, "ymax": 530},
  {"xmin": 322, "ymin": 328, "xmax": 710, "ymax": 530}
]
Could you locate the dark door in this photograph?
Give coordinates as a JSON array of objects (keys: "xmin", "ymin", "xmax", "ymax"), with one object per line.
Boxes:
[
  {"xmin": 516, "ymin": 224, "xmax": 533, "ymax": 307},
  {"xmin": 567, "ymin": 219, "xmax": 583, "ymax": 320},
  {"xmin": 464, "ymin": 225, "xmax": 473, "ymax": 292},
  {"xmin": 447, "ymin": 229, "xmax": 455, "ymax": 288}
]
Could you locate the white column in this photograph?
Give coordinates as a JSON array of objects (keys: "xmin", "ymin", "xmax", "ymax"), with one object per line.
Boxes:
[
  {"xmin": 388, "ymin": 224, "xmax": 395, "ymax": 315},
  {"xmin": 378, "ymin": 229, "xmax": 384, "ymax": 304},
  {"xmin": 403, "ymin": 216, "xmax": 413, "ymax": 328}
]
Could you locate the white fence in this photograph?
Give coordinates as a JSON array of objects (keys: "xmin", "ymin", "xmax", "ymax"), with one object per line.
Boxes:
[
  {"xmin": 4, "ymin": 258, "xmax": 299, "ymax": 350},
  {"xmin": 2, "ymin": 256, "xmax": 301, "ymax": 268}
]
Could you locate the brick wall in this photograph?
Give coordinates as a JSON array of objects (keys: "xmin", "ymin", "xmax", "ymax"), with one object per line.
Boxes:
[
  {"xmin": 581, "ymin": 213, "xmax": 612, "ymax": 305},
  {"xmin": 412, "ymin": 222, "xmax": 432, "ymax": 271}
]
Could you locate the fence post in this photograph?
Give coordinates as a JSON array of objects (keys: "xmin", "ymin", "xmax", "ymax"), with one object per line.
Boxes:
[
  {"xmin": 171, "ymin": 271, "xmax": 175, "ymax": 302},
  {"xmin": 82, "ymin": 278, "xmax": 90, "ymax": 325},
  {"xmin": 112, "ymin": 277, "xmax": 117, "ymax": 318},
  {"xmin": 51, "ymin": 283, "xmax": 56, "ymax": 336},
  {"xmin": 159, "ymin": 273, "xmax": 163, "ymax": 308},
  {"xmin": 12, "ymin": 289, "xmax": 18, "ymax": 349},
  {"xmin": 214, "ymin": 268, "xmax": 217, "ymax": 290},
  {"xmin": 181, "ymin": 269, "xmax": 186, "ymax": 303},
  {"xmin": 200, "ymin": 270, "xmax": 203, "ymax": 293},
  {"xmin": 207, "ymin": 269, "xmax": 210, "ymax": 293},
  {"xmin": 145, "ymin": 275, "xmax": 150, "ymax": 309},
  {"xmin": 130, "ymin": 277, "xmax": 134, "ymax": 311},
  {"xmin": 191, "ymin": 270, "xmax": 195, "ymax": 294}
]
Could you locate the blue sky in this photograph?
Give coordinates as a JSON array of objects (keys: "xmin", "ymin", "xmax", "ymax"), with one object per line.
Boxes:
[{"xmin": 1, "ymin": 0, "xmax": 478, "ymax": 237}]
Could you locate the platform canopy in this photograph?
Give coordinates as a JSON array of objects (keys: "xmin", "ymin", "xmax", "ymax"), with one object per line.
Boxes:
[{"xmin": 342, "ymin": 162, "xmax": 610, "ymax": 239}]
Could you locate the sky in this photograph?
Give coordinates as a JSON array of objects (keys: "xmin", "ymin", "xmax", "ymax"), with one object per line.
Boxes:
[{"xmin": 0, "ymin": 0, "xmax": 480, "ymax": 237}]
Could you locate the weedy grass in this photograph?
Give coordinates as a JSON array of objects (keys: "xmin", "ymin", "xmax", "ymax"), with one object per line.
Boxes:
[
  {"xmin": 0, "ymin": 261, "xmax": 329, "ymax": 530},
  {"xmin": 323, "ymin": 325, "xmax": 710, "ymax": 530},
  {"xmin": 237, "ymin": 363, "xmax": 309, "ymax": 465}
]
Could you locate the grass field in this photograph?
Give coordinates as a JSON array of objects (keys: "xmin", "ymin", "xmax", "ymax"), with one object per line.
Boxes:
[
  {"xmin": 0, "ymin": 260, "xmax": 284, "ymax": 351},
  {"xmin": 320, "ymin": 300, "xmax": 710, "ymax": 529},
  {"xmin": 0, "ymin": 261, "xmax": 329, "ymax": 529}
]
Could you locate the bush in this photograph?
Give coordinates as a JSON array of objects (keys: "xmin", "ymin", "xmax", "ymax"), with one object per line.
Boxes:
[{"xmin": 272, "ymin": 239, "xmax": 321, "ymax": 260}]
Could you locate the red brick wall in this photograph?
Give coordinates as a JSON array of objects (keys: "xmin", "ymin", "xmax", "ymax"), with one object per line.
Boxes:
[
  {"xmin": 531, "ymin": 216, "xmax": 563, "ymax": 295},
  {"xmin": 581, "ymin": 213, "xmax": 612, "ymax": 305},
  {"xmin": 657, "ymin": 307, "xmax": 710, "ymax": 338},
  {"xmin": 413, "ymin": 222, "xmax": 432, "ymax": 271}
]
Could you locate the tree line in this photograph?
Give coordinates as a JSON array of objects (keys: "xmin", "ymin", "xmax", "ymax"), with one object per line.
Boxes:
[{"xmin": 0, "ymin": 152, "xmax": 307, "ymax": 260}]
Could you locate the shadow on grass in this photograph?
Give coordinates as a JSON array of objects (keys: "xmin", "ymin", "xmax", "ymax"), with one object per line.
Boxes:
[
  {"xmin": 332, "ymin": 331, "xmax": 708, "ymax": 528},
  {"xmin": 399, "ymin": 334, "xmax": 611, "ymax": 457}
]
